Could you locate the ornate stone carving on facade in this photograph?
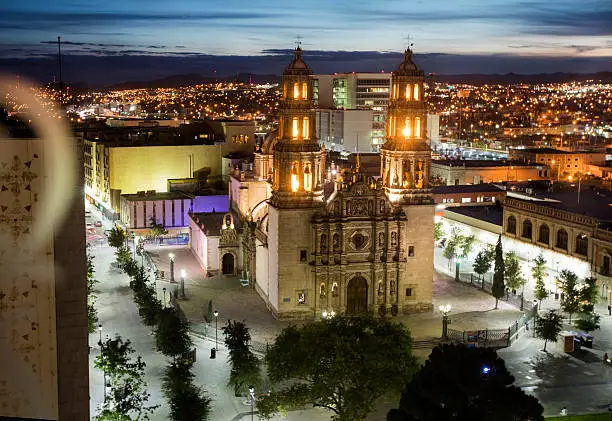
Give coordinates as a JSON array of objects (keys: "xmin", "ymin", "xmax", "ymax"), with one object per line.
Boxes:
[{"xmin": 219, "ymin": 213, "xmax": 238, "ymax": 246}]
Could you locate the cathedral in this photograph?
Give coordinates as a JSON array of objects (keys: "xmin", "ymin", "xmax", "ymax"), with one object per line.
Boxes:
[{"xmin": 220, "ymin": 46, "xmax": 434, "ymax": 320}]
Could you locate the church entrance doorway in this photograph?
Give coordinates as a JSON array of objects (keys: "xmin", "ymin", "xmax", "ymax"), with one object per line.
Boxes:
[
  {"xmin": 346, "ymin": 276, "xmax": 368, "ymax": 315},
  {"xmin": 222, "ymin": 253, "xmax": 235, "ymax": 275}
]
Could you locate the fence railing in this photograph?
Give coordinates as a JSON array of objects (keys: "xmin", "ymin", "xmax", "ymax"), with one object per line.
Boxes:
[{"xmin": 457, "ymin": 271, "xmax": 531, "ymax": 310}]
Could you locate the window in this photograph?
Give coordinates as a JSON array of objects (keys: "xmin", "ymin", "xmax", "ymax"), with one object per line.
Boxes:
[
  {"xmin": 403, "ymin": 117, "xmax": 411, "ymax": 138},
  {"xmin": 408, "ymin": 246, "xmax": 415, "ymax": 257},
  {"xmin": 575, "ymin": 234, "xmax": 588, "ymax": 256},
  {"xmin": 283, "ymin": 83, "xmax": 287, "ymax": 98},
  {"xmin": 461, "ymin": 197, "xmax": 472, "ymax": 203},
  {"xmin": 320, "ymin": 282, "xmax": 326, "ymax": 297},
  {"xmin": 507, "ymin": 216, "xmax": 517, "ymax": 234},
  {"xmin": 301, "ymin": 82, "xmax": 308, "ymax": 99},
  {"xmin": 556, "ymin": 229, "xmax": 568, "ymax": 250},
  {"xmin": 522, "ymin": 219, "xmax": 533, "ymax": 240},
  {"xmin": 405, "ymin": 84, "xmax": 411, "ymax": 100},
  {"xmin": 415, "ymin": 117, "xmax": 421, "ymax": 138},
  {"xmin": 538, "ymin": 224, "xmax": 550, "ymax": 245},
  {"xmin": 297, "ymin": 292, "xmax": 305, "ymax": 304},
  {"xmin": 293, "ymin": 83, "xmax": 300, "ymax": 99},
  {"xmin": 291, "ymin": 161, "xmax": 300, "ymax": 192},
  {"xmin": 332, "ymin": 282, "xmax": 339, "ymax": 297},
  {"xmin": 405, "ymin": 288, "xmax": 412, "ymax": 297},
  {"xmin": 302, "ymin": 117, "xmax": 310, "ymax": 140},
  {"xmin": 413, "ymin": 84, "xmax": 419, "ymax": 100},
  {"xmin": 303, "ymin": 162, "xmax": 312, "ymax": 192},
  {"xmin": 299, "ymin": 249, "xmax": 308, "ymax": 262},
  {"xmin": 292, "ymin": 117, "xmax": 299, "ymax": 139}
]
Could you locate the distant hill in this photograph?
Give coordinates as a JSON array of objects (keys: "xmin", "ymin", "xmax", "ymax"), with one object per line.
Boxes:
[
  {"xmin": 105, "ymin": 72, "xmax": 281, "ymax": 90},
  {"xmin": 432, "ymin": 72, "xmax": 612, "ymax": 85}
]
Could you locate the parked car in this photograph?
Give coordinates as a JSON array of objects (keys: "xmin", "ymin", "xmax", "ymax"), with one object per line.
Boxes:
[{"xmin": 95, "ymin": 220, "xmax": 103, "ymax": 227}]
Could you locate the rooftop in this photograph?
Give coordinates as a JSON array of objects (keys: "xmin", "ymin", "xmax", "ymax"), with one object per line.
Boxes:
[
  {"xmin": 122, "ymin": 191, "xmax": 192, "ymax": 201},
  {"xmin": 190, "ymin": 211, "xmax": 241, "ymax": 237},
  {"xmin": 445, "ymin": 205, "xmax": 503, "ymax": 226},
  {"xmin": 432, "ymin": 184, "xmax": 505, "ymax": 195},
  {"xmin": 432, "ymin": 159, "xmax": 542, "ymax": 168}
]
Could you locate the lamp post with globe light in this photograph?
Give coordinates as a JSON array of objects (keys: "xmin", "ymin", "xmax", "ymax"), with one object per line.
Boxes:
[
  {"xmin": 439, "ymin": 304, "xmax": 451, "ymax": 340},
  {"xmin": 214, "ymin": 310, "xmax": 219, "ymax": 352},
  {"xmin": 169, "ymin": 253, "xmax": 175, "ymax": 283},
  {"xmin": 249, "ymin": 385, "xmax": 255, "ymax": 421}
]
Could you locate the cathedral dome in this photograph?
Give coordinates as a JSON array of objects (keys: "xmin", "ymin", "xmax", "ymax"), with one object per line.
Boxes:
[
  {"xmin": 394, "ymin": 48, "xmax": 424, "ymax": 77},
  {"xmin": 284, "ymin": 47, "xmax": 312, "ymax": 75}
]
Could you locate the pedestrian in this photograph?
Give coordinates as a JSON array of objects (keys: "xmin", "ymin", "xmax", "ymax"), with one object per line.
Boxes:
[
  {"xmin": 604, "ymin": 353, "xmax": 608, "ymax": 364},
  {"xmin": 524, "ymin": 320, "xmax": 529, "ymax": 331}
]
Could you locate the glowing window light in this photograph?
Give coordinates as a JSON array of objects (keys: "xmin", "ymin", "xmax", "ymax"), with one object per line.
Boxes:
[
  {"xmin": 302, "ymin": 117, "xmax": 310, "ymax": 140},
  {"xmin": 402, "ymin": 118, "xmax": 411, "ymax": 138},
  {"xmin": 293, "ymin": 83, "xmax": 300, "ymax": 99},
  {"xmin": 292, "ymin": 117, "xmax": 299, "ymax": 139},
  {"xmin": 291, "ymin": 162, "xmax": 300, "ymax": 192},
  {"xmin": 303, "ymin": 163, "xmax": 312, "ymax": 191},
  {"xmin": 415, "ymin": 117, "xmax": 421, "ymax": 138},
  {"xmin": 405, "ymin": 84, "xmax": 411, "ymax": 100},
  {"xmin": 413, "ymin": 84, "xmax": 419, "ymax": 100},
  {"xmin": 283, "ymin": 83, "xmax": 287, "ymax": 98},
  {"xmin": 301, "ymin": 82, "xmax": 308, "ymax": 99}
]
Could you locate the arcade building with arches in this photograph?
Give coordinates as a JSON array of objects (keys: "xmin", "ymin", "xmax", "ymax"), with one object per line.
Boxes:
[{"xmin": 189, "ymin": 46, "xmax": 435, "ymax": 320}]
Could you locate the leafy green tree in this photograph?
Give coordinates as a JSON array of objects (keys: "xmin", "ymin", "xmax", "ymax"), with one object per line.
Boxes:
[
  {"xmin": 504, "ymin": 252, "xmax": 526, "ymax": 294},
  {"xmin": 94, "ymin": 336, "xmax": 157, "ymax": 420},
  {"xmin": 108, "ymin": 226, "xmax": 126, "ymax": 249},
  {"xmin": 473, "ymin": 248, "xmax": 493, "ymax": 283},
  {"xmin": 387, "ymin": 344, "xmax": 544, "ymax": 421},
  {"xmin": 580, "ymin": 276, "xmax": 598, "ymax": 313},
  {"xmin": 559, "ymin": 270, "xmax": 581, "ymax": 323},
  {"xmin": 162, "ymin": 362, "xmax": 211, "ymax": 421},
  {"xmin": 87, "ymin": 254, "xmax": 99, "ymax": 334},
  {"xmin": 149, "ymin": 217, "xmax": 168, "ymax": 242},
  {"xmin": 534, "ymin": 310, "xmax": 563, "ymax": 351},
  {"xmin": 222, "ymin": 320, "xmax": 262, "ymax": 396},
  {"xmin": 574, "ymin": 311, "xmax": 601, "ymax": 333},
  {"xmin": 129, "ymin": 267, "xmax": 162, "ymax": 327},
  {"xmin": 460, "ymin": 234, "xmax": 476, "ymax": 258},
  {"xmin": 434, "ymin": 222, "xmax": 445, "ymax": 242},
  {"xmin": 155, "ymin": 307, "xmax": 193, "ymax": 360},
  {"xmin": 443, "ymin": 229, "xmax": 462, "ymax": 271},
  {"xmin": 491, "ymin": 235, "xmax": 505, "ymax": 309},
  {"xmin": 258, "ymin": 315, "xmax": 418, "ymax": 421},
  {"xmin": 532, "ymin": 254, "xmax": 548, "ymax": 309}
]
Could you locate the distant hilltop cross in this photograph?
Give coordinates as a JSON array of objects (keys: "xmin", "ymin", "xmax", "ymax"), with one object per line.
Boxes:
[{"xmin": 295, "ymin": 33, "xmax": 303, "ymax": 49}]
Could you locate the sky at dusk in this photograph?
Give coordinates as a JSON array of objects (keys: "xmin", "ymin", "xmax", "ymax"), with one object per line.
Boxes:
[{"xmin": 1, "ymin": 0, "xmax": 611, "ymax": 84}]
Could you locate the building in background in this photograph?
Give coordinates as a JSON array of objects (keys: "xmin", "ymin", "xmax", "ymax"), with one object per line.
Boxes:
[
  {"xmin": 316, "ymin": 108, "xmax": 374, "ymax": 152},
  {"xmin": 78, "ymin": 119, "xmax": 255, "ymax": 216},
  {"xmin": 1, "ymin": 134, "xmax": 88, "ymax": 420},
  {"xmin": 432, "ymin": 184, "xmax": 506, "ymax": 207},
  {"xmin": 509, "ymin": 147, "xmax": 606, "ymax": 179},
  {"xmin": 431, "ymin": 159, "xmax": 549, "ymax": 186}
]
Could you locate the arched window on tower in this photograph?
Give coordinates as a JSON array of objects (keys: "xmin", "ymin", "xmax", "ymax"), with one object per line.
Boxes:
[
  {"xmin": 413, "ymin": 84, "xmax": 419, "ymax": 100},
  {"xmin": 402, "ymin": 117, "xmax": 411, "ymax": 138},
  {"xmin": 303, "ymin": 162, "xmax": 312, "ymax": 192},
  {"xmin": 415, "ymin": 117, "xmax": 421, "ymax": 138},
  {"xmin": 301, "ymin": 82, "xmax": 308, "ymax": 99},
  {"xmin": 393, "ymin": 84, "xmax": 399, "ymax": 99},
  {"xmin": 283, "ymin": 83, "xmax": 287, "ymax": 99},
  {"xmin": 320, "ymin": 234, "xmax": 328, "ymax": 254},
  {"xmin": 302, "ymin": 117, "xmax": 310, "ymax": 140},
  {"xmin": 293, "ymin": 83, "xmax": 300, "ymax": 100},
  {"xmin": 292, "ymin": 117, "xmax": 299, "ymax": 140},
  {"xmin": 291, "ymin": 161, "xmax": 300, "ymax": 192},
  {"xmin": 405, "ymin": 84, "xmax": 411, "ymax": 100}
]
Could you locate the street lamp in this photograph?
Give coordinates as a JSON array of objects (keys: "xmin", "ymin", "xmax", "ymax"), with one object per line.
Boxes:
[
  {"xmin": 132, "ymin": 232, "xmax": 136, "ymax": 259},
  {"xmin": 249, "ymin": 385, "xmax": 255, "ymax": 421},
  {"xmin": 169, "ymin": 253, "xmax": 175, "ymax": 283},
  {"xmin": 214, "ymin": 310, "xmax": 219, "ymax": 353},
  {"xmin": 439, "ymin": 304, "xmax": 451, "ymax": 340},
  {"xmin": 98, "ymin": 323, "xmax": 103, "ymax": 347},
  {"xmin": 163, "ymin": 287, "xmax": 167, "ymax": 308},
  {"xmin": 180, "ymin": 269, "xmax": 186, "ymax": 299}
]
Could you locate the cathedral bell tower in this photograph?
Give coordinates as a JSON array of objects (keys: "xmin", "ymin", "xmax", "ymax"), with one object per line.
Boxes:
[
  {"xmin": 269, "ymin": 46, "xmax": 324, "ymax": 209},
  {"xmin": 380, "ymin": 48, "xmax": 433, "ymax": 205}
]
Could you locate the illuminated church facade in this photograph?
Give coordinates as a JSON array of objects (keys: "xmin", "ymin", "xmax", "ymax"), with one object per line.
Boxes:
[{"xmin": 224, "ymin": 47, "xmax": 435, "ymax": 320}]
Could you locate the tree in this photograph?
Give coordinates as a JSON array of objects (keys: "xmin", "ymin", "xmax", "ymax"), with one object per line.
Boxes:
[
  {"xmin": 534, "ymin": 310, "xmax": 563, "ymax": 352},
  {"xmin": 532, "ymin": 254, "xmax": 548, "ymax": 309},
  {"xmin": 87, "ymin": 254, "xmax": 99, "ymax": 334},
  {"xmin": 491, "ymin": 234, "xmax": 505, "ymax": 309},
  {"xmin": 94, "ymin": 336, "xmax": 157, "ymax": 420},
  {"xmin": 459, "ymin": 234, "xmax": 476, "ymax": 258},
  {"xmin": 155, "ymin": 307, "xmax": 193, "ymax": 360},
  {"xmin": 162, "ymin": 362, "xmax": 211, "ymax": 421},
  {"xmin": 259, "ymin": 315, "xmax": 418, "ymax": 421},
  {"xmin": 580, "ymin": 276, "xmax": 598, "ymax": 313},
  {"xmin": 387, "ymin": 344, "xmax": 544, "ymax": 421},
  {"xmin": 434, "ymin": 222, "xmax": 445, "ymax": 242},
  {"xmin": 574, "ymin": 311, "xmax": 601, "ymax": 333},
  {"xmin": 149, "ymin": 217, "xmax": 168, "ymax": 242},
  {"xmin": 559, "ymin": 270, "xmax": 581, "ymax": 323},
  {"xmin": 206, "ymin": 300, "xmax": 213, "ymax": 323},
  {"xmin": 473, "ymin": 248, "xmax": 493, "ymax": 283},
  {"xmin": 222, "ymin": 320, "xmax": 262, "ymax": 396},
  {"xmin": 108, "ymin": 226, "xmax": 126, "ymax": 249},
  {"xmin": 443, "ymin": 229, "xmax": 462, "ymax": 271},
  {"xmin": 504, "ymin": 252, "xmax": 526, "ymax": 294}
]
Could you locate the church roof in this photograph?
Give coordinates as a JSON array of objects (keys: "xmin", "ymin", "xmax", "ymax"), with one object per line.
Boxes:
[
  {"xmin": 284, "ymin": 47, "xmax": 312, "ymax": 75},
  {"xmin": 393, "ymin": 48, "xmax": 424, "ymax": 77},
  {"xmin": 190, "ymin": 210, "xmax": 241, "ymax": 237}
]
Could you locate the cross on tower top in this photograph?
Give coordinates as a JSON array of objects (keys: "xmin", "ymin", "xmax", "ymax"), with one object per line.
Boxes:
[
  {"xmin": 402, "ymin": 34, "xmax": 414, "ymax": 51},
  {"xmin": 295, "ymin": 34, "xmax": 303, "ymax": 49}
]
